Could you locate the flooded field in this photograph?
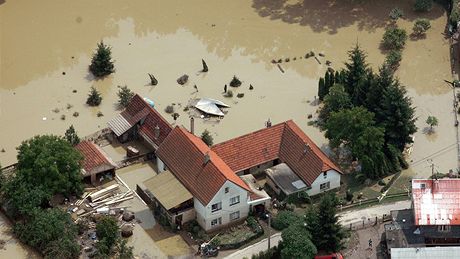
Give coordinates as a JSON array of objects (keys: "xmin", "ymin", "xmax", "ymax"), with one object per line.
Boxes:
[{"xmin": 0, "ymin": 0, "xmax": 458, "ymax": 257}]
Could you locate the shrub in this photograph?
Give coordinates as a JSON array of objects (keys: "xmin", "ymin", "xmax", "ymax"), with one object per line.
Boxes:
[
  {"xmin": 414, "ymin": 0, "xmax": 433, "ymax": 12},
  {"xmin": 237, "ymin": 93, "xmax": 244, "ymax": 98},
  {"xmin": 89, "ymin": 41, "xmax": 115, "ymax": 77},
  {"xmin": 382, "ymin": 27, "xmax": 407, "ymax": 50},
  {"xmin": 165, "ymin": 105, "xmax": 174, "ymax": 114},
  {"xmin": 96, "ymin": 216, "xmax": 119, "ymax": 252},
  {"xmin": 385, "ymin": 50, "xmax": 402, "ymax": 69},
  {"xmin": 64, "ymin": 125, "xmax": 80, "ymax": 146},
  {"xmin": 230, "ymin": 76, "xmax": 242, "ymax": 87},
  {"xmin": 117, "ymin": 85, "xmax": 134, "ymax": 108},
  {"xmin": 86, "ymin": 86, "xmax": 102, "ymax": 106},
  {"xmin": 378, "ymin": 179, "xmax": 387, "ymax": 186},
  {"xmin": 389, "ymin": 7, "xmax": 404, "ymax": 20},
  {"xmin": 246, "ymin": 217, "xmax": 261, "ymax": 233},
  {"xmin": 201, "ymin": 129, "xmax": 214, "ymax": 146},
  {"xmin": 271, "ymin": 211, "xmax": 302, "ymax": 230},
  {"xmin": 413, "ymin": 18, "xmax": 431, "ymax": 36}
]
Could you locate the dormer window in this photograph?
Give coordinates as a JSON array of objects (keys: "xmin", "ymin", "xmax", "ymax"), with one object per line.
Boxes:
[
  {"xmin": 225, "ymin": 187, "xmax": 229, "ymax": 193},
  {"xmin": 323, "ymin": 171, "xmax": 327, "ymax": 179}
]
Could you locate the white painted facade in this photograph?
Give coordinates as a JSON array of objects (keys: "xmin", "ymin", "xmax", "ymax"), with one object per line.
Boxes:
[
  {"xmin": 306, "ymin": 169, "xmax": 341, "ymax": 196},
  {"xmin": 194, "ymin": 181, "xmax": 250, "ymax": 231}
]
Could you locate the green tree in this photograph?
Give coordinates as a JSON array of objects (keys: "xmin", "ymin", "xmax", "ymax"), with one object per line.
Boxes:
[
  {"xmin": 318, "ymin": 77, "xmax": 326, "ymax": 101},
  {"xmin": 426, "ymin": 115, "xmax": 439, "ymax": 131},
  {"xmin": 334, "ymin": 71, "xmax": 342, "ymax": 85},
  {"xmin": 382, "ymin": 27, "xmax": 407, "ymax": 50},
  {"xmin": 343, "ymin": 45, "xmax": 372, "ymax": 106},
  {"xmin": 117, "ymin": 85, "xmax": 135, "ymax": 108},
  {"xmin": 16, "ymin": 135, "xmax": 83, "ymax": 197},
  {"xmin": 414, "ymin": 0, "xmax": 433, "ymax": 12},
  {"xmin": 89, "ymin": 41, "xmax": 115, "ymax": 77},
  {"xmin": 413, "ymin": 18, "xmax": 431, "ymax": 36},
  {"xmin": 355, "ymin": 127, "xmax": 389, "ymax": 179},
  {"xmin": 281, "ymin": 223, "xmax": 317, "ymax": 259},
  {"xmin": 64, "ymin": 125, "xmax": 80, "ymax": 146},
  {"xmin": 87, "ymin": 86, "xmax": 103, "ymax": 106},
  {"xmin": 117, "ymin": 239, "xmax": 134, "ymax": 259},
  {"xmin": 271, "ymin": 210, "xmax": 302, "ymax": 230},
  {"xmin": 385, "ymin": 50, "xmax": 402, "ymax": 70},
  {"xmin": 201, "ymin": 129, "xmax": 214, "ymax": 146},
  {"xmin": 318, "ymin": 84, "xmax": 352, "ymax": 127},
  {"xmin": 14, "ymin": 208, "xmax": 79, "ymax": 258},
  {"xmin": 96, "ymin": 216, "xmax": 119, "ymax": 254},
  {"xmin": 3, "ymin": 176, "xmax": 49, "ymax": 217},
  {"xmin": 316, "ymin": 193, "xmax": 346, "ymax": 252},
  {"xmin": 379, "ymin": 82, "xmax": 417, "ymax": 151}
]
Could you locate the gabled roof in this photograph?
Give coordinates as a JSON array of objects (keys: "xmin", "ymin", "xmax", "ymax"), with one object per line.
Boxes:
[
  {"xmin": 412, "ymin": 179, "xmax": 460, "ymax": 226},
  {"xmin": 212, "ymin": 120, "xmax": 341, "ymax": 185},
  {"xmin": 75, "ymin": 141, "xmax": 116, "ymax": 176},
  {"xmin": 156, "ymin": 126, "xmax": 250, "ymax": 205},
  {"xmin": 107, "ymin": 94, "xmax": 173, "ymax": 147}
]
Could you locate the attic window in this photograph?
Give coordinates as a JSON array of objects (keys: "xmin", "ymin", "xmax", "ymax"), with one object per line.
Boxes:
[
  {"xmin": 225, "ymin": 187, "xmax": 229, "ymax": 193},
  {"xmin": 421, "ymin": 183, "xmax": 426, "ymax": 189},
  {"xmin": 323, "ymin": 171, "xmax": 327, "ymax": 178}
]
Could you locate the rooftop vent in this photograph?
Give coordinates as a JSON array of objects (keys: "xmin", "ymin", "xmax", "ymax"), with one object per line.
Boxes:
[
  {"xmin": 154, "ymin": 125, "xmax": 160, "ymax": 139},
  {"xmin": 204, "ymin": 152, "xmax": 210, "ymax": 165},
  {"xmin": 303, "ymin": 143, "xmax": 311, "ymax": 154},
  {"xmin": 265, "ymin": 118, "xmax": 272, "ymax": 128}
]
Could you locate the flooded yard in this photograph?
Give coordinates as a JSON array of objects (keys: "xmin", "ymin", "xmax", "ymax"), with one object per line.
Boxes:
[{"xmin": 1, "ymin": 0, "xmax": 458, "ymax": 257}]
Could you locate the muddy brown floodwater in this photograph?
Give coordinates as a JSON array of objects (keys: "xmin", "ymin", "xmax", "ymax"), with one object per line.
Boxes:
[{"xmin": 0, "ymin": 0, "xmax": 457, "ymax": 257}]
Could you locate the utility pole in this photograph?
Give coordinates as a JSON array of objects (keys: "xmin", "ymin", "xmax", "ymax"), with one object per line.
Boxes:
[{"xmin": 267, "ymin": 213, "xmax": 271, "ymax": 250}]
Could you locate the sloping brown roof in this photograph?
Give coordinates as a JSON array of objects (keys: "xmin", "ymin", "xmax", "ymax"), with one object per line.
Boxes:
[
  {"xmin": 156, "ymin": 126, "xmax": 250, "ymax": 205},
  {"xmin": 108, "ymin": 94, "xmax": 173, "ymax": 147},
  {"xmin": 212, "ymin": 120, "xmax": 341, "ymax": 185},
  {"xmin": 75, "ymin": 141, "xmax": 116, "ymax": 176}
]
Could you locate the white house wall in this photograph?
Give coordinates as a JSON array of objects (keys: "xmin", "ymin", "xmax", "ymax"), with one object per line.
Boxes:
[
  {"xmin": 194, "ymin": 181, "xmax": 249, "ymax": 231},
  {"xmin": 306, "ymin": 169, "xmax": 341, "ymax": 196}
]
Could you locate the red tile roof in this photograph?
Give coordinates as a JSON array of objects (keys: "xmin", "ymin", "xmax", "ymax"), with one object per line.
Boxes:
[
  {"xmin": 156, "ymin": 126, "xmax": 250, "ymax": 205},
  {"xmin": 75, "ymin": 141, "xmax": 116, "ymax": 176},
  {"xmin": 121, "ymin": 94, "xmax": 173, "ymax": 147},
  {"xmin": 212, "ymin": 120, "xmax": 341, "ymax": 185},
  {"xmin": 412, "ymin": 179, "xmax": 460, "ymax": 226}
]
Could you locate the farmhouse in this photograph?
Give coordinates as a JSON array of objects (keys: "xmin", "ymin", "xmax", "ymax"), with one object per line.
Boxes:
[{"xmin": 105, "ymin": 95, "xmax": 342, "ymax": 231}]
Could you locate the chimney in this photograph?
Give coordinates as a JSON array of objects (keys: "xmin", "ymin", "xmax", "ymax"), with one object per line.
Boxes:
[
  {"xmin": 190, "ymin": 117, "xmax": 195, "ymax": 135},
  {"xmin": 265, "ymin": 118, "xmax": 272, "ymax": 128},
  {"xmin": 154, "ymin": 125, "xmax": 160, "ymax": 139},
  {"xmin": 204, "ymin": 152, "xmax": 210, "ymax": 165}
]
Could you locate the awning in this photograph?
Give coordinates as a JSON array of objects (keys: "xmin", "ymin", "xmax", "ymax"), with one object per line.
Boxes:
[
  {"xmin": 143, "ymin": 170, "xmax": 193, "ymax": 210},
  {"xmin": 194, "ymin": 98, "xmax": 229, "ymax": 117},
  {"xmin": 107, "ymin": 114, "xmax": 132, "ymax": 136}
]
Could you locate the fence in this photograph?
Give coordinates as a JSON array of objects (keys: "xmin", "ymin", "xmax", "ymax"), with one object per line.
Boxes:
[{"xmin": 346, "ymin": 214, "xmax": 392, "ymax": 231}]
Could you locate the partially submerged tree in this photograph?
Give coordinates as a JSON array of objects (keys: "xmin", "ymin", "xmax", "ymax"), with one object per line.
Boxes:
[
  {"xmin": 89, "ymin": 41, "xmax": 115, "ymax": 77},
  {"xmin": 201, "ymin": 129, "xmax": 214, "ymax": 146},
  {"xmin": 385, "ymin": 50, "xmax": 402, "ymax": 70},
  {"xmin": 318, "ymin": 77, "xmax": 326, "ymax": 101},
  {"xmin": 148, "ymin": 73, "xmax": 158, "ymax": 86},
  {"xmin": 64, "ymin": 125, "xmax": 80, "ymax": 146},
  {"xmin": 117, "ymin": 85, "xmax": 135, "ymax": 108},
  {"xmin": 86, "ymin": 86, "xmax": 102, "ymax": 106},
  {"xmin": 229, "ymin": 75, "xmax": 242, "ymax": 87},
  {"xmin": 413, "ymin": 18, "xmax": 431, "ymax": 36},
  {"xmin": 202, "ymin": 59, "xmax": 208, "ymax": 72},
  {"xmin": 318, "ymin": 84, "xmax": 352, "ymax": 128},
  {"xmin": 426, "ymin": 116, "xmax": 439, "ymax": 132},
  {"xmin": 382, "ymin": 27, "xmax": 407, "ymax": 50}
]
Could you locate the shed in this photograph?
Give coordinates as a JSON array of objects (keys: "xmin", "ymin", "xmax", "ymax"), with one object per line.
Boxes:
[
  {"xmin": 75, "ymin": 141, "xmax": 116, "ymax": 185},
  {"xmin": 265, "ymin": 163, "xmax": 308, "ymax": 196}
]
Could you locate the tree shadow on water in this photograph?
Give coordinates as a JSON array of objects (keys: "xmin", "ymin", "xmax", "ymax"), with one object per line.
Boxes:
[{"xmin": 251, "ymin": 0, "xmax": 444, "ymax": 34}]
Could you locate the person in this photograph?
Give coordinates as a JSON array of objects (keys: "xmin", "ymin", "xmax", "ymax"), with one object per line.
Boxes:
[
  {"xmin": 224, "ymin": 84, "xmax": 227, "ymax": 93},
  {"xmin": 368, "ymin": 238, "xmax": 373, "ymax": 249}
]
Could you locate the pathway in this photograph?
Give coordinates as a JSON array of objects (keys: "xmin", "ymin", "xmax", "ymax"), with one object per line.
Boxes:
[
  {"xmin": 223, "ymin": 233, "xmax": 282, "ymax": 259},
  {"xmin": 338, "ymin": 200, "xmax": 411, "ymax": 225}
]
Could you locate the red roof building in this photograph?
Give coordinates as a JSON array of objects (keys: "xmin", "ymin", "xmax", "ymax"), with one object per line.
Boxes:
[
  {"xmin": 212, "ymin": 120, "xmax": 341, "ymax": 186},
  {"xmin": 156, "ymin": 126, "xmax": 250, "ymax": 205},
  {"xmin": 412, "ymin": 179, "xmax": 460, "ymax": 226},
  {"xmin": 75, "ymin": 141, "xmax": 116, "ymax": 183}
]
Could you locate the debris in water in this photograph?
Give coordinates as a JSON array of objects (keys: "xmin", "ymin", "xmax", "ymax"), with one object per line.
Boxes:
[
  {"xmin": 67, "ymin": 103, "xmax": 73, "ymax": 109},
  {"xmin": 249, "ymin": 84, "xmax": 254, "ymax": 90},
  {"xmin": 237, "ymin": 93, "xmax": 244, "ymax": 98},
  {"xmin": 326, "ymin": 60, "xmax": 332, "ymax": 66},
  {"xmin": 97, "ymin": 111, "xmax": 104, "ymax": 117},
  {"xmin": 42, "ymin": 117, "xmax": 47, "ymax": 121},
  {"xmin": 293, "ymin": 57, "xmax": 297, "ymax": 61},
  {"xmin": 177, "ymin": 74, "xmax": 189, "ymax": 85},
  {"xmin": 62, "ymin": 72, "xmax": 66, "ymax": 75},
  {"xmin": 271, "ymin": 59, "xmax": 276, "ymax": 64},
  {"xmin": 71, "ymin": 56, "xmax": 75, "ymax": 59},
  {"xmin": 202, "ymin": 59, "xmax": 208, "ymax": 72},
  {"xmin": 73, "ymin": 89, "xmax": 77, "ymax": 93},
  {"xmin": 285, "ymin": 58, "xmax": 290, "ymax": 62},
  {"xmin": 277, "ymin": 59, "xmax": 282, "ymax": 63},
  {"xmin": 60, "ymin": 114, "xmax": 66, "ymax": 120},
  {"xmin": 1, "ymin": 149, "xmax": 5, "ymax": 153},
  {"xmin": 277, "ymin": 64, "xmax": 285, "ymax": 73},
  {"xmin": 319, "ymin": 52, "xmax": 325, "ymax": 57},
  {"xmin": 148, "ymin": 73, "xmax": 158, "ymax": 85},
  {"xmin": 52, "ymin": 108, "xmax": 60, "ymax": 113},
  {"xmin": 230, "ymin": 76, "xmax": 242, "ymax": 87},
  {"xmin": 73, "ymin": 112, "xmax": 79, "ymax": 117}
]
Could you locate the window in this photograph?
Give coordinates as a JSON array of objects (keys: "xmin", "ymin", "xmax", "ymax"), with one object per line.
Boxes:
[
  {"xmin": 438, "ymin": 225, "xmax": 451, "ymax": 232},
  {"xmin": 323, "ymin": 171, "xmax": 328, "ymax": 179},
  {"xmin": 211, "ymin": 217, "xmax": 222, "ymax": 226},
  {"xmin": 225, "ymin": 187, "xmax": 229, "ymax": 193},
  {"xmin": 230, "ymin": 211, "xmax": 240, "ymax": 221},
  {"xmin": 211, "ymin": 202, "xmax": 222, "ymax": 212},
  {"xmin": 229, "ymin": 196, "xmax": 240, "ymax": 206},
  {"xmin": 320, "ymin": 182, "xmax": 330, "ymax": 191}
]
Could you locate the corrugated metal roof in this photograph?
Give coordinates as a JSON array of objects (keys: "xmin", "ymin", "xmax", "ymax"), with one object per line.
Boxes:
[
  {"xmin": 391, "ymin": 247, "xmax": 460, "ymax": 259},
  {"xmin": 143, "ymin": 170, "xmax": 193, "ymax": 210},
  {"xmin": 412, "ymin": 179, "xmax": 460, "ymax": 226},
  {"xmin": 107, "ymin": 114, "xmax": 132, "ymax": 136}
]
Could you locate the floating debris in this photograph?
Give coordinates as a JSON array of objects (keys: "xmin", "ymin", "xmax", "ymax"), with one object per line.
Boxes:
[
  {"xmin": 249, "ymin": 84, "xmax": 254, "ymax": 90},
  {"xmin": 148, "ymin": 73, "xmax": 158, "ymax": 86},
  {"xmin": 177, "ymin": 74, "xmax": 189, "ymax": 85}
]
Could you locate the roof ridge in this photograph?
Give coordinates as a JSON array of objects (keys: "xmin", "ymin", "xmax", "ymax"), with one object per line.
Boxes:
[{"xmin": 136, "ymin": 94, "xmax": 173, "ymax": 129}]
